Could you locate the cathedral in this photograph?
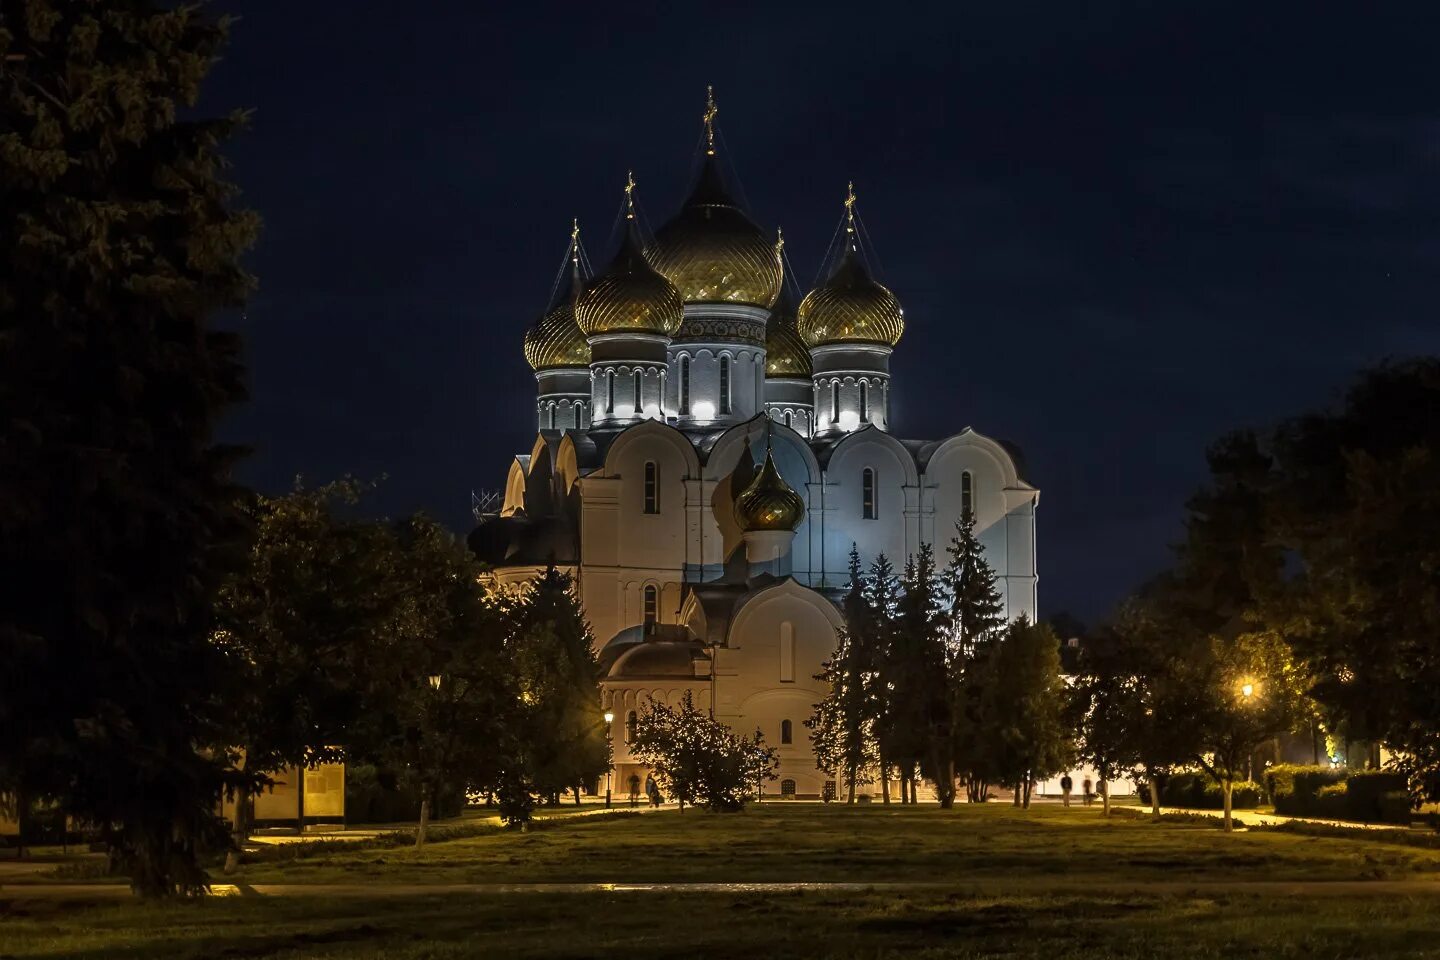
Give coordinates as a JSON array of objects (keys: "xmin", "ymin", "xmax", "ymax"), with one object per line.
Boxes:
[{"xmin": 471, "ymin": 93, "xmax": 1038, "ymax": 800}]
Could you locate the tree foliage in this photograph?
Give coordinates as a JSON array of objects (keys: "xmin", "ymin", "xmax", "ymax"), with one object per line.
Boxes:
[
  {"xmin": 0, "ymin": 1, "xmax": 257, "ymax": 897},
  {"xmin": 632, "ymin": 691, "xmax": 777, "ymax": 812}
]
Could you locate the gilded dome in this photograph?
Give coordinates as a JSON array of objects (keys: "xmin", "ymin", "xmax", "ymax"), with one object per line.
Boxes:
[
  {"xmin": 796, "ymin": 247, "xmax": 905, "ymax": 348},
  {"xmin": 524, "ymin": 239, "xmax": 590, "ymax": 370},
  {"xmin": 734, "ymin": 449, "xmax": 806, "ymax": 532},
  {"xmin": 524, "ymin": 299, "xmax": 590, "ymax": 370},
  {"xmin": 765, "ymin": 288, "xmax": 811, "ymax": 379},
  {"xmin": 576, "ymin": 215, "xmax": 684, "ymax": 338},
  {"xmin": 648, "ymin": 157, "xmax": 783, "ymax": 309}
]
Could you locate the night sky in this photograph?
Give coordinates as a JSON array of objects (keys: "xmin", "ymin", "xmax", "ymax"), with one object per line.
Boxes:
[{"xmin": 205, "ymin": 2, "xmax": 1440, "ymax": 624}]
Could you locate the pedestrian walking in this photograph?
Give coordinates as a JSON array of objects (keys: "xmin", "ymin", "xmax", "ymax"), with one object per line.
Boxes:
[
  {"xmin": 1060, "ymin": 773, "xmax": 1073, "ymax": 807},
  {"xmin": 1083, "ymin": 777, "xmax": 1094, "ymax": 806}
]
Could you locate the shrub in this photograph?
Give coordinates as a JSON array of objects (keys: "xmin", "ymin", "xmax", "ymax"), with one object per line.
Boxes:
[
  {"xmin": 1265, "ymin": 764, "xmax": 1345, "ymax": 814},
  {"xmin": 1315, "ymin": 782, "xmax": 1349, "ymax": 818},
  {"xmin": 1148, "ymin": 772, "xmax": 1260, "ymax": 810},
  {"xmin": 1345, "ymin": 770, "xmax": 1411, "ymax": 824}
]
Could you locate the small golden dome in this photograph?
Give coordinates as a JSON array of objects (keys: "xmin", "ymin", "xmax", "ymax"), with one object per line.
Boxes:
[
  {"xmin": 648, "ymin": 158, "xmax": 783, "ymax": 309},
  {"xmin": 524, "ymin": 300, "xmax": 590, "ymax": 370},
  {"xmin": 765, "ymin": 288, "xmax": 811, "ymax": 379},
  {"xmin": 576, "ymin": 211, "xmax": 684, "ymax": 338},
  {"xmin": 797, "ymin": 248, "xmax": 905, "ymax": 348},
  {"xmin": 734, "ymin": 449, "xmax": 806, "ymax": 532}
]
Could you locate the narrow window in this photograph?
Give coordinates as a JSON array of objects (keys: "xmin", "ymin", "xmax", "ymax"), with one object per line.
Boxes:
[
  {"xmin": 606, "ymin": 370, "xmax": 615, "ymax": 413},
  {"xmin": 831, "ymin": 380, "xmax": 840, "ymax": 420},
  {"xmin": 781, "ymin": 719, "xmax": 793, "ymax": 744},
  {"xmin": 780, "ymin": 621, "xmax": 795, "ymax": 682},
  {"xmin": 633, "ymin": 369, "xmax": 642, "ymax": 410},
  {"xmin": 862, "ymin": 467, "xmax": 877, "ymax": 520},
  {"xmin": 783, "ymin": 410, "xmax": 793, "ymax": 429},
  {"xmin": 719, "ymin": 356, "xmax": 732, "ymax": 414},
  {"xmin": 643, "ymin": 584, "xmax": 658, "ymax": 627},
  {"xmin": 625, "ymin": 711, "xmax": 637, "ymax": 744},
  {"xmin": 644, "ymin": 461, "xmax": 659, "ymax": 514},
  {"xmin": 547, "ymin": 403, "xmax": 556, "ymax": 430},
  {"xmin": 679, "ymin": 356, "xmax": 691, "ymax": 415},
  {"xmin": 961, "ymin": 470, "xmax": 974, "ymax": 520},
  {"xmin": 577, "ymin": 402, "xmax": 587, "ymax": 429},
  {"xmin": 859, "ymin": 381, "xmax": 869, "ymax": 422}
]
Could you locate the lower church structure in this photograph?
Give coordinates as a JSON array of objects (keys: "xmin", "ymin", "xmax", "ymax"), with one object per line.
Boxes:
[{"xmin": 471, "ymin": 93, "xmax": 1038, "ymax": 799}]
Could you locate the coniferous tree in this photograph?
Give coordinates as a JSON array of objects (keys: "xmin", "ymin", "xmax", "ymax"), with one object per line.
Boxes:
[
  {"xmin": 0, "ymin": 3, "xmax": 258, "ymax": 896},
  {"xmin": 809, "ymin": 548, "xmax": 879, "ymax": 802},
  {"xmin": 944, "ymin": 514, "xmax": 1007, "ymax": 802},
  {"xmin": 864, "ymin": 554, "xmax": 900, "ymax": 803},
  {"xmin": 889, "ymin": 545, "xmax": 948, "ymax": 805}
]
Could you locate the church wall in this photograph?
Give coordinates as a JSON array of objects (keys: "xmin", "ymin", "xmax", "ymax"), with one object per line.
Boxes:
[
  {"xmin": 817, "ymin": 433, "xmax": 917, "ymax": 577},
  {"xmin": 667, "ymin": 345, "xmax": 764, "ymax": 425}
]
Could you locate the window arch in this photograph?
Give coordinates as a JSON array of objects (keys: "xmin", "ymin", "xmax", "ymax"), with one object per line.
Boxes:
[
  {"xmin": 625, "ymin": 710, "xmax": 638, "ymax": 744},
  {"xmin": 633, "ymin": 369, "xmax": 643, "ymax": 410},
  {"xmin": 862, "ymin": 467, "xmax": 877, "ymax": 520},
  {"xmin": 961, "ymin": 470, "xmax": 974, "ymax": 520},
  {"xmin": 783, "ymin": 410, "xmax": 793, "ymax": 429},
  {"xmin": 781, "ymin": 719, "xmax": 793, "ymax": 744},
  {"xmin": 831, "ymin": 380, "xmax": 840, "ymax": 421},
  {"xmin": 644, "ymin": 461, "xmax": 659, "ymax": 514},
  {"xmin": 859, "ymin": 381, "xmax": 869, "ymax": 423},
  {"xmin": 679, "ymin": 355, "xmax": 691, "ymax": 415},
  {"xmin": 605, "ymin": 370, "xmax": 615, "ymax": 414},
  {"xmin": 642, "ymin": 584, "xmax": 658, "ymax": 628},
  {"xmin": 719, "ymin": 355, "xmax": 732, "ymax": 415}
]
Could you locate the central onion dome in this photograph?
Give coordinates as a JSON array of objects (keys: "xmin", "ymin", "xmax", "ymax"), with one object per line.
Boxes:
[
  {"xmin": 765, "ymin": 286, "xmax": 811, "ymax": 379},
  {"xmin": 734, "ymin": 449, "xmax": 806, "ymax": 532},
  {"xmin": 647, "ymin": 157, "xmax": 783, "ymax": 309},
  {"xmin": 797, "ymin": 185, "xmax": 904, "ymax": 348},
  {"xmin": 524, "ymin": 227, "xmax": 591, "ymax": 370},
  {"xmin": 576, "ymin": 183, "xmax": 684, "ymax": 338}
]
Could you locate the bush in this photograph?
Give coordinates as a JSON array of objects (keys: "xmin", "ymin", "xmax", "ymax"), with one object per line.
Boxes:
[
  {"xmin": 344, "ymin": 764, "xmax": 464, "ymax": 825},
  {"xmin": 1265, "ymin": 764, "xmax": 1345, "ymax": 815},
  {"xmin": 1345, "ymin": 770, "xmax": 1412, "ymax": 824},
  {"xmin": 1315, "ymin": 782, "xmax": 1349, "ymax": 818},
  {"xmin": 1145, "ymin": 772, "xmax": 1259, "ymax": 810}
]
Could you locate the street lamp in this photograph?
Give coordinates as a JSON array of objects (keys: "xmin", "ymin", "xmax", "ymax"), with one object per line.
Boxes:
[
  {"xmin": 603, "ymin": 711, "xmax": 615, "ymax": 809},
  {"xmin": 1240, "ymin": 682, "xmax": 1254, "ymax": 700},
  {"xmin": 428, "ymin": 675, "xmax": 442, "ymax": 691}
]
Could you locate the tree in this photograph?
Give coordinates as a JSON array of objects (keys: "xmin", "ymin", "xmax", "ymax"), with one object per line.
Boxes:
[
  {"xmin": 0, "ymin": 3, "xmax": 258, "ymax": 896},
  {"xmin": 510, "ymin": 565, "xmax": 610, "ymax": 807},
  {"xmin": 808, "ymin": 548, "xmax": 882, "ymax": 803},
  {"xmin": 214, "ymin": 479, "xmax": 411, "ymax": 869},
  {"xmin": 943, "ymin": 514, "xmax": 1008, "ymax": 803},
  {"xmin": 883, "ymin": 546, "xmax": 946, "ymax": 805},
  {"xmin": 990, "ymin": 617, "xmax": 1071, "ymax": 808},
  {"xmin": 632, "ymin": 691, "xmax": 777, "ymax": 812}
]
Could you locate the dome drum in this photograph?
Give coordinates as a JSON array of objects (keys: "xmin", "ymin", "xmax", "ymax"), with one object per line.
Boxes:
[
  {"xmin": 587, "ymin": 332, "xmax": 671, "ymax": 365},
  {"xmin": 536, "ymin": 367, "xmax": 591, "ymax": 400}
]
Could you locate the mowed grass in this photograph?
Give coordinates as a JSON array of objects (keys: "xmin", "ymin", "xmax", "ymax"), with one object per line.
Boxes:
[
  {"xmin": 6, "ymin": 888, "xmax": 1440, "ymax": 959},
  {"xmin": 233, "ymin": 802, "xmax": 1440, "ymax": 885}
]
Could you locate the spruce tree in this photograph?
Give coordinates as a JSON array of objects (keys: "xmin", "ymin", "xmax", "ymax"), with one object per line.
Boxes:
[
  {"xmin": 864, "ymin": 554, "xmax": 900, "ymax": 803},
  {"xmin": 889, "ymin": 545, "xmax": 948, "ymax": 804},
  {"xmin": 808, "ymin": 547, "xmax": 878, "ymax": 802},
  {"xmin": 944, "ymin": 514, "xmax": 1007, "ymax": 803},
  {"xmin": 0, "ymin": 3, "xmax": 257, "ymax": 896}
]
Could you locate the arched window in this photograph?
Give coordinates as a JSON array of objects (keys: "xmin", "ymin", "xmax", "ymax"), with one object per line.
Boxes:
[
  {"xmin": 625, "ymin": 711, "xmax": 637, "ymax": 744},
  {"xmin": 862, "ymin": 467, "xmax": 877, "ymax": 520},
  {"xmin": 642, "ymin": 584, "xmax": 658, "ymax": 628},
  {"xmin": 679, "ymin": 356, "xmax": 691, "ymax": 415},
  {"xmin": 780, "ymin": 621, "xmax": 795, "ymax": 682},
  {"xmin": 859, "ymin": 381, "xmax": 869, "ymax": 422},
  {"xmin": 781, "ymin": 779, "xmax": 797, "ymax": 798},
  {"xmin": 547, "ymin": 403, "xmax": 556, "ymax": 430},
  {"xmin": 577, "ymin": 402, "xmax": 588, "ymax": 429},
  {"xmin": 633, "ymin": 369, "xmax": 643, "ymax": 410},
  {"xmin": 783, "ymin": 410, "xmax": 793, "ymax": 428},
  {"xmin": 831, "ymin": 380, "xmax": 840, "ymax": 421},
  {"xmin": 719, "ymin": 355, "xmax": 732, "ymax": 415},
  {"xmin": 961, "ymin": 470, "xmax": 974, "ymax": 520},
  {"xmin": 605, "ymin": 370, "xmax": 615, "ymax": 414},
  {"xmin": 781, "ymin": 719, "xmax": 793, "ymax": 744},
  {"xmin": 644, "ymin": 461, "xmax": 659, "ymax": 514}
]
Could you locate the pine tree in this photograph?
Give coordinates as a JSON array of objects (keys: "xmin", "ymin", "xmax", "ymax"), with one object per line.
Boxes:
[
  {"xmin": 864, "ymin": 554, "xmax": 900, "ymax": 803},
  {"xmin": 944, "ymin": 514, "xmax": 1007, "ymax": 803},
  {"xmin": 808, "ymin": 547, "xmax": 879, "ymax": 802},
  {"xmin": 0, "ymin": 3, "xmax": 258, "ymax": 896},
  {"xmin": 889, "ymin": 545, "xmax": 948, "ymax": 805}
]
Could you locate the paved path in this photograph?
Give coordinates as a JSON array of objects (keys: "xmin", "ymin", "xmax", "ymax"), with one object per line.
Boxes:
[{"xmin": 7, "ymin": 877, "xmax": 1440, "ymax": 902}]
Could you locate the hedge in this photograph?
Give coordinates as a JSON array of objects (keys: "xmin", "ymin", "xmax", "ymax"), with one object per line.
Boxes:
[
  {"xmin": 1139, "ymin": 772, "xmax": 1260, "ymax": 810},
  {"xmin": 1263, "ymin": 765, "xmax": 1412, "ymax": 824},
  {"xmin": 1264, "ymin": 764, "xmax": 1345, "ymax": 815},
  {"xmin": 1345, "ymin": 770, "xmax": 1412, "ymax": 824}
]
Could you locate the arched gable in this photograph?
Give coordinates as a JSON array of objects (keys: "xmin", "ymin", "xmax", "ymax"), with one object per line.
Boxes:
[
  {"xmin": 823, "ymin": 426, "xmax": 920, "ymax": 489},
  {"xmin": 501, "ymin": 458, "xmax": 527, "ymax": 516},
  {"xmin": 704, "ymin": 414, "xmax": 820, "ymax": 484},
  {"xmin": 555, "ymin": 434, "xmax": 581, "ymax": 498},
  {"xmin": 921, "ymin": 427, "xmax": 1029, "ymax": 491},
  {"xmin": 599, "ymin": 418, "xmax": 701, "ymax": 480}
]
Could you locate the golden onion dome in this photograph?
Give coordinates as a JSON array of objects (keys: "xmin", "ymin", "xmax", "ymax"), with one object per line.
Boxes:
[
  {"xmin": 576, "ymin": 214, "xmax": 684, "ymax": 338},
  {"xmin": 523, "ymin": 299, "xmax": 590, "ymax": 370},
  {"xmin": 734, "ymin": 449, "xmax": 806, "ymax": 532},
  {"xmin": 765, "ymin": 288, "xmax": 811, "ymax": 379},
  {"xmin": 796, "ymin": 246, "xmax": 905, "ymax": 348},
  {"xmin": 647, "ymin": 157, "xmax": 783, "ymax": 309}
]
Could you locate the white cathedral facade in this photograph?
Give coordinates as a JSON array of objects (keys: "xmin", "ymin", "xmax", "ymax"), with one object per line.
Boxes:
[{"xmin": 471, "ymin": 97, "xmax": 1038, "ymax": 800}]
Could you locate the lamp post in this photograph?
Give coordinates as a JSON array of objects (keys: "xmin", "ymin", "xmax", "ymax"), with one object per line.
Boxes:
[{"xmin": 603, "ymin": 711, "xmax": 615, "ymax": 809}]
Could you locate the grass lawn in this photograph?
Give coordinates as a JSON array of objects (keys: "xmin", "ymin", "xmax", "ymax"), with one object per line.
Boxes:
[
  {"xmin": 6, "ymin": 803, "xmax": 1440, "ymax": 959},
  {"xmin": 233, "ymin": 802, "xmax": 1440, "ymax": 885}
]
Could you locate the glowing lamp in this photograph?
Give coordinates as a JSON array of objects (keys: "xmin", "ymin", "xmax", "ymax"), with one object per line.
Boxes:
[
  {"xmin": 604, "ymin": 711, "xmax": 615, "ymax": 724},
  {"xmin": 838, "ymin": 410, "xmax": 860, "ymax": 432},
  {"xmin": 1240, "ymin": 682, "xmax": 1254, "ymax": 699},
  {"xmin": 692, "ymin": 400, "xmax": 716, "ymax": 421}
]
